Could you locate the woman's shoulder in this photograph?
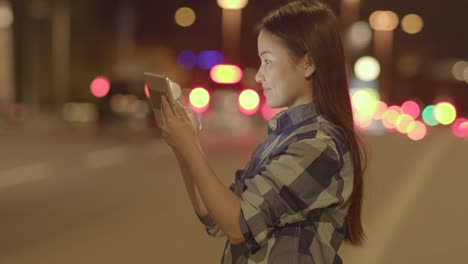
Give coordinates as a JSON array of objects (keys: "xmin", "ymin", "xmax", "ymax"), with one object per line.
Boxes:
[
  {"xmin": 316, "ymin": 116, "xmax": 349, "ymax": 154},
  {"xmin": 292, "ymin": 115, "xmax": 342, "ymax": 140},
  {"xmin": 290, "ymin": 115, "xmax": 346, "ymax": 155}
]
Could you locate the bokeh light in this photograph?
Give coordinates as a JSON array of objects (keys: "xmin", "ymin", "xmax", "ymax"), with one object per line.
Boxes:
[
  {"xmin": 422, "ymin": 105, "xmax": 439, "ymax": 126},
  {"xmin": 464, "ymin": 67, "xmax": 468, "ymax": 84},
  {"xmin": 189, "ymin": 87, "xmax": 210, "ymax": 113},
  {"xmin": 433, "ymin": 102, "xmax": 457, "ymax": 125},
  {"xmin": 90, "ymin": 76, "xmax": 111, "ymax": 98},
  {"xmin": 197, "ymin": 50, "xmax": 224, "ymax": 70},
  {"xmin": 346, "ymin": 21, "xmax": 372, "ymax": 50},
  {"xmin": 353, "ymin": 110, "xmax": 373, "ymax": 129},
  {"xmin": 354, "ymin": 56, "xmax": 381, "ymax": 81},
  {"xmin": 174, "ymin": 7, "xmax": 196, "ymax": 27},
  {"xmin": 388, "ymin": 105, "xmax": 403, "ymax": 114},
  {"xmin": 407, "ymin": 121, "xmax": 427, "ymax": 141},
  {"xmin": 451, "ymin": 118, "xmax": 468, "ymax": 139},
  {"xmin": 369, "ymin": 10, "xmax": 399, "ymax": 31},
  {"xmin": 210, "ymin": 64, "xmax": 243, "ymax": 84},
  {"xmin": 217, "ymin": 0, "xmax": 249, "ymax": 9},
  {"xmin": 351, "ymin": 88, "xmax": 379, "ymax": 110},
  {"xmin": 452, "ymin": 61, "xmax": 468, "ymax": 81},
  {"xmin": 0, "ymin": 1, "xmax": 13, "ymax": 29},
  {"xmin": 144, "ymin": 84, "xmax": 150, "ymax": 99},
  {"xmin": 396, "ymin": 114, "xmax": 414, "ymax": 134},
  {"xmin": 238, "ymin": 89, "xmax": 260, "ymax": 115},
  {"xmin": 177, "ymin": 50, "xmax": 197, "ymax": 70},
  {"xmin": 401, "ymin": 14, "xmax": 424, "ymax": 34},
  {"xmin": 373, "ymin": 101, "xmax": 388, "ymax": 120},
  {"xmin": 382, "ymin": 108, "xmax": 401, "ymax": 130},
  {"xmin": 351, "ymin": 88, "xmax": 380, "ymax": 122},
  {"xmin": 401, "ymin": 100, "xmax": 420, "ymax": 119}
]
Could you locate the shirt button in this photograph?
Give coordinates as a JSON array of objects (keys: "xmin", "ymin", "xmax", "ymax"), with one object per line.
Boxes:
[{"xmin": 269, "ymin": 119, "xmax": 277, "ymax": 130}]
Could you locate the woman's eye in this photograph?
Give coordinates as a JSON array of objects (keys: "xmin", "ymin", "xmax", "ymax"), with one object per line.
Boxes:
[{"xmin": 263, "ymin": 59, "xmax": 271, "ymax": 64}]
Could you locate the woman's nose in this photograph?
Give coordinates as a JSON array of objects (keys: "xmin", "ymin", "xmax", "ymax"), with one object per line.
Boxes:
[{"xmin": 255, "ymin": 71, "xmax": 264, "ymax": 83}]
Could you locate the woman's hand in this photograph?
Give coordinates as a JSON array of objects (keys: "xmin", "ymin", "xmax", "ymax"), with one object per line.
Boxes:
[{"xmin": 158, "ymin": 96, "xmax": 200, "ymax": 152}]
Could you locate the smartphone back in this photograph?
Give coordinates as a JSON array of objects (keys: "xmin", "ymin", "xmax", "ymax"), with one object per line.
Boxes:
[{"xmin": 144, "ymin": 72, "xmax": 176, "ymax": 111}]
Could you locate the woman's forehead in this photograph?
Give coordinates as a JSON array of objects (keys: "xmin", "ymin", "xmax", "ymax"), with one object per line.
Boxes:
[{"xmin": 258, "ymin": 31, "xmax": 286, "ymax": 55}]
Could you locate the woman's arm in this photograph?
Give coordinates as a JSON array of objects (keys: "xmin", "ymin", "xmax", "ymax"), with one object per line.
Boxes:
[
  {"xmin": 157, "ymin": 97, "xmax": 244, "ymax": 243},
  {"xmin": 173, "ymin": 144, "xmax": 209, "ymax": 217},
  {"xmin": 178, "ymin": 143, "xmax": 245, "ymax": 245}
]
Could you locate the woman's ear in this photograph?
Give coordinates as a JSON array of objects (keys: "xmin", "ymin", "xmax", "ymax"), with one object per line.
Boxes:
[{"xmin": 302, "ymin": 54, "xmax": 316, "ymax": 78}]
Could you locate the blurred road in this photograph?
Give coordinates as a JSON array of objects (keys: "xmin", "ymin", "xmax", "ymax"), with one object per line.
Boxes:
[{"xmin": 1, "ymin": 119, "xmax": 467, "ymax": 264}]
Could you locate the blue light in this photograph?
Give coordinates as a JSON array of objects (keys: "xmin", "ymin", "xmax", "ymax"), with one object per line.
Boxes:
[
  {"xmin": 197, "ymin": 50, "xmax": 224, "ymax": 70},
  {"xmin": 177, "ymin": 50, "xmax": 197, "ymax": 70},
  {"xmin": 349, "ymin": 76, "xmax": 378, "ymax": 89}
]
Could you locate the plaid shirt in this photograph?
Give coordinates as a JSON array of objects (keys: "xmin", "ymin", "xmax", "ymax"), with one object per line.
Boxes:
[{"xmin": 196, "ymin": 100, "xmax": 353, "ymax": 264}]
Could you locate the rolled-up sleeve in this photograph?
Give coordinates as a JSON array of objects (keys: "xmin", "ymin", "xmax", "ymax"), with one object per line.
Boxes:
[
  {"xmin": 195, "ymin": 212, "xmax": 226, "ymax": 238},
  {"xmin": 238, "ymin": 138, "xmax": 342, "ymax": 254},
  {"xmin": 195, "ymin": 168, "xmax": 248, "ymax": 239}
]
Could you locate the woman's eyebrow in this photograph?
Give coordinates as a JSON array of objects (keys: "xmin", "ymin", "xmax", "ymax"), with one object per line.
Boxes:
[{"xmin": 258, "ymin": 51, "xmax": 272, "ymax": 57}]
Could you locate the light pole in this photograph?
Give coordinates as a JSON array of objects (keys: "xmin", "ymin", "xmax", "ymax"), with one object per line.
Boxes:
[
  {"xmin": 0, "ymin": 0, "xmax": 14, "ymax": 104},
  {"xmin": 369, "ymin": 10, "xmax": 398, "ymax": 102},
  {"xmin": 340, "ymin": 0, "xmax": 360, "ymax": 29},
  {"xmin": 52, "ymin": 0, "xmax": 70, "ymax": 109},
  {"xmin": 217, "ymin": 0, "xmax": 248, "ymax": 64}
]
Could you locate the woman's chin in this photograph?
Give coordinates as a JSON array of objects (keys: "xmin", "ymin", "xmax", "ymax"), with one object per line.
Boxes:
[
  {"xmin": 265, "ymin": 101, "xmax": 275, "ymax": 109},
  {"xmin": 266, "ymin": 100, "xmax": 283, "ymax": 109}
]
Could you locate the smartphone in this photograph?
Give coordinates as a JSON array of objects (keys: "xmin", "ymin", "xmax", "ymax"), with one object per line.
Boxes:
[
  {"xmin": 144, "ymin": 72, "xmax": 202, "ymax": 131},
  {"xmin": 144, "ymin": 72, "xmax": 180, "ymax": 128},
  {"xmin": 144, "ymin": 72, "xmax": 178, "ymax": 113}
]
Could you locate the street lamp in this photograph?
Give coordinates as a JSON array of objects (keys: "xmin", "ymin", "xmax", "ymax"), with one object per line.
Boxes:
[
  {"xmin": 217, "ymin": 0, "xmax": 248, "ymax": 9},
  {"xmin": 401, "ymin": 14, "xmax": 423, "ymax": 35},
  {"xmin": 369, "ymin": 10, "xmax": 398, "ymax": 59}
]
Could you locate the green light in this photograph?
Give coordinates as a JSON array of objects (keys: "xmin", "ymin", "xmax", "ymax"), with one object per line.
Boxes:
[{"xmin": 422, "ymin": 105, "xmax": 439, "ymax": 126}]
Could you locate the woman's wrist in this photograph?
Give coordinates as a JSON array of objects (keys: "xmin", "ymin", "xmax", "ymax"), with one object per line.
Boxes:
[{"xmin": 172, "ymin": 139, "xmax": 203, "ymax": 158}]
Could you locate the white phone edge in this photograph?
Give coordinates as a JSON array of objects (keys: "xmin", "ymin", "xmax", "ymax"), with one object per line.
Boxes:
[{"xmin": 144, "ymin": 72, "xmax": 178, "ymax": 111}]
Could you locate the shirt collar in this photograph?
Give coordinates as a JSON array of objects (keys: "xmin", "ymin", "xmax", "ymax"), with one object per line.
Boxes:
[{"xmin": 267, "ymin": 99, "xmax": 320, "ymax": 134}]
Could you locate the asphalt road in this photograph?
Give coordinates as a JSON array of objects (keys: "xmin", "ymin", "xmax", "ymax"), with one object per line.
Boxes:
[{"xmin": 1, "ymin": 120, "xmax": 467, "ymax": 263}]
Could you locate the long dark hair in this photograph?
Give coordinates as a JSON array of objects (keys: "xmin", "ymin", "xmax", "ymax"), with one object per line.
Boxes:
[{"xmin": 256, "ymin": 0, "xmax": 367, "ymax": 245}]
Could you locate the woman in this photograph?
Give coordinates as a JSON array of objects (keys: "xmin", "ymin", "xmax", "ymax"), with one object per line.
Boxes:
[{"xmin": 158, "ymin": 0, "xmax": 366, "ymax": 263}]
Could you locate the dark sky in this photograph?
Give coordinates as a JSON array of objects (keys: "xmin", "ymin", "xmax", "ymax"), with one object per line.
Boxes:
[
  {"xmin": 361, "ymin": 0, "xmax": 468, "ymax": 59},
  {"xmin": 92, "ymin": 0, "xmax": 468, "ymax": 70},
  {"xmin": 100, "ymin": 0, "xmax": 468, "ymax": 61}
]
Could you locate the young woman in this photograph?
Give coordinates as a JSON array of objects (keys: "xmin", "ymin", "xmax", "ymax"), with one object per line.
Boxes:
[{"xmin": 158, "ymin": 0, "xmax": 366, "ymax": 263}]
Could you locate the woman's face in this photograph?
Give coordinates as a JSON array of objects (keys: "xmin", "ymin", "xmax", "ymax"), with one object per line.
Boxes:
[{"xmin": 255, "ymin": 30, "xmax": 314, "ymax": 109}]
